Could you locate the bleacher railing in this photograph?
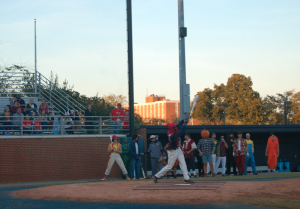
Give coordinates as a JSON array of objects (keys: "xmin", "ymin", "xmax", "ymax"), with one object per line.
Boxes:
[
  {"xmin": 0, "ymin": 70, "xmax": 87, "ymax": 117},
  {"xmin": 0, "ymin": 116, "xmax": 129, "ymax": 136}
]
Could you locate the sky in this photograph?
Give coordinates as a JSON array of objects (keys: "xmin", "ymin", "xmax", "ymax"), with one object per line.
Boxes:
[{"xmin": 0, "ymin": 0, "xmax": 299, "ymax": 104}]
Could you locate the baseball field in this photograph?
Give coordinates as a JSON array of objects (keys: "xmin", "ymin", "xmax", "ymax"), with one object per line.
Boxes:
[{"xmin": 9, "ymin": 173, "xmax": 300, "ymax": 209}]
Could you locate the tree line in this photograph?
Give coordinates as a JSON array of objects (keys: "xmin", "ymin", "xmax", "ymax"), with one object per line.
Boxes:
[{"xmin": 192, "ymin": 74, "xmax": 299, "ymax": 125}]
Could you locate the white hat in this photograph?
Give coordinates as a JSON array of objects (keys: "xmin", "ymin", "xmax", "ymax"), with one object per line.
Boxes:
[{"xmin": 149, "ymin": 135, "xmax": 156, "ymax": 139}]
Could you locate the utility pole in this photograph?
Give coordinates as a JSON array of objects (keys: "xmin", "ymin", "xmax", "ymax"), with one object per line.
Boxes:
[
  {"xmin": 218, "ymin": 104, "xmax": 231, "ymax": 125},
  {"xmin": 126, "ymin": 0, "xmax": 135, "ymax": 136},
  {"xmin": 34, "ymin": 19, "xmax": 37, "ymax": 94},
  {"xmin": 178, "ymin": 0, "xmax": 190, "ymax": 120},
  {"xmin": 284, "ymin": 101, "xmax": 292, "ymax": 125}
]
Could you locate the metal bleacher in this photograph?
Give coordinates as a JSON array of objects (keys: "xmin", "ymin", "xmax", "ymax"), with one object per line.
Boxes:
[{"xmin": 0, "ymin": 68, "xmax": 85, "ymax": 117}]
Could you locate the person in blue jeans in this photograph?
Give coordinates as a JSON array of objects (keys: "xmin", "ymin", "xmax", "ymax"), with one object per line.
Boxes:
[
  {"xmin": 244, "ymin": 133, "xmax": 258, "ymax": 175},
  {"xmin": 129, "ymin": 134, "xmax": 144, "ymax": 179}
]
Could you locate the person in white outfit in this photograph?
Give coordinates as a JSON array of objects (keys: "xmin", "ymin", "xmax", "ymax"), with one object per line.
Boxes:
[
  {"xmin": 101, "ymin": 135, "xmax": 131, "ymax": 181},
  {"xmin": 215, "ymin": 134, "xmax": 228, "ymax": 176},
  {"xmin": 153, "ymin": 119, "xmax": 194, "ymax": 184}
]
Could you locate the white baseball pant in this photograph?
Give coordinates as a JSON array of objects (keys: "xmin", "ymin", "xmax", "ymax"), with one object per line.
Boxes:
[
  {"xmin": 155, "ymin": 148, "xmax": 190, "ymax": 180},
  {"xmin": 105, "ymin": 153, "xmax": 128, "ymax": 175}
]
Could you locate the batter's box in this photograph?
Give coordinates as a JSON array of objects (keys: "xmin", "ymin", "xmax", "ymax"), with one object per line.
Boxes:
[{"xmin": 134, "ymin": 181, "xmax": 227, "ymax": 190}]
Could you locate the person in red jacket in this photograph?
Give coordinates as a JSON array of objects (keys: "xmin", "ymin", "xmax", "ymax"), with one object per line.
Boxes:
[
  {"xmin": 110, "ymin": 103, "xmax": 124, "ymax": 134},
  {"xmin": 183, "ymin": 134, "xmax": 197, "ymax": 177},
  {"xmin": 23, "ymin": 114, "xmax": 33, "ymax": 134}
]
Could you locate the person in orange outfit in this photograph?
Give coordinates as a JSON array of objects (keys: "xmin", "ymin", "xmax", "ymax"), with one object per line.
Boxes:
[{"xmin": 265, "ymin": 135, "xmax": 280, "ymax": 173}]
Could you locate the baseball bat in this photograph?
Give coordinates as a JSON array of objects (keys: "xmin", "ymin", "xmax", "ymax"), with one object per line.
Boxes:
[
  {"xmin": 139, "ymin": 157, "xmax": 146, "ymax": 179},
  {"xmin": 189, "ymin": 95, "xmax": 199, "ymax": 118}
]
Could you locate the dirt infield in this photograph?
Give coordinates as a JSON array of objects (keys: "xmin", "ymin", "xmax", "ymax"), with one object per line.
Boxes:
[{"xmin": 14, "ymin": 177, "xmax": 300, "ymax": 204}]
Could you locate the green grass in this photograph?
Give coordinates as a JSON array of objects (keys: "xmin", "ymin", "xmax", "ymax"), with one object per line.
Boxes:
[{"xmin": 228, "ymin": 198, "xmax": 300, "ymax": 209}]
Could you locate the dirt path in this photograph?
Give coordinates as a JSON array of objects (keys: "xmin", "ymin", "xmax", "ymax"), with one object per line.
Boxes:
[{"xmin": 14, "ymin": 178, "xmax": 300, "ymax": 204}]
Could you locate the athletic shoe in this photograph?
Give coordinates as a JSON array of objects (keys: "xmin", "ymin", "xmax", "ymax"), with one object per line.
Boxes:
[
  {"xmin": 126, "ymin": 176, "xmax": 131, "ymax": 180},
  {"xmin": 101, "ymin": 177, "xmax": 106, "ymax": 181},
  {"xmin": 184, "ymin": 179, "xmax": 195, "ymax": 184},
  {"xmin": 172, "ymin": 174, "xmax": 177, "ymax": 178},
  {"xmin": 153, "ymin": 176, "xmax": 158, "ymax": 183}
]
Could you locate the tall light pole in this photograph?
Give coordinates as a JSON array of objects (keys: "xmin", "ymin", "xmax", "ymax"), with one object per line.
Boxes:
[
  {"xmin": 284, "ymin": 101, "xmax": 292, "ymax": 125},
  {"xmin": 178, "ymin": 0, "xmax": 190, "ymax": 120},
  {"xmin": 126, "ymin": 0, "xmax": 135, "ymax": 136},
  {"xmin": 34, "ymin": 19, "xmax": 37, "ymax": 94}
]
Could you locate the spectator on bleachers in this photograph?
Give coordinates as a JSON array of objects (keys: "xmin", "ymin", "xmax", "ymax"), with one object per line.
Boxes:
[
  {"xmin": 32, "ymin": 117, "xmax": 43, "ymax": 135},
  {"xmin": 13, "ymin": 107, "xmax": 24, "ymax": 131},
  {"xmin": 63, "ymin": 116, "xmax": 73, "ymax": 134},
  {"xmin": 39, "ymin": 99, "xmax": 49, "ymax": 114},
  {"xmin": 48, "ymin": 112, "xmax": 54, "ymax": 130},
  {"xmin": 30, "ymin": 111, "xmax": 36, "ymax": 120},
  {"xmin": 0, "ymin": 114, "xmax": 5, "ymax": 133},
  {"xmin": 17, "ymin": 96, "xmax": 26, "ymax": 108},
  {"xmin": 9, "ymin": 95, "xmax": 19, "ymax": 107},
  {"xmin": 84, "ymin": 104, "xmax": 94, "ymax": 134},
  {"xmin": 23, "ymin": 114, "xmax": 33, "ymax": 135},
  {"xmin": 2, "ymin": 106, "xmax": 13, "ymax": 131},
  {"xmin": 40, "ymin": 110, "xmax": 48, "ymax": 130},
  {"xmin": 53, "ymin": 117, "xmax": 61, "ymax": 134},
  {"xmin": 70, "ymin": 110, "xmax": 80, "ymax": 130},
  {"xmin": 11, "ymin": 101, "xmax": 25, "ymax": 114},
  {"xmin": 26, "ymin": 99, "xmax": 37, "ymax": 114}
]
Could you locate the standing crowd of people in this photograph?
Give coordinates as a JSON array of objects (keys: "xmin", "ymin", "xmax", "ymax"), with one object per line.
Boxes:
[{"xmin": 101, "ymin": 117, "xmax": 280, "ymax": 182}]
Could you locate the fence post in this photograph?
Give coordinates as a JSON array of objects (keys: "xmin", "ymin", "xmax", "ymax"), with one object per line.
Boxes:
[
  {"xmin": 21, "ymin": 115, "xmax": 24, "ymax": 136},
  {"xmin": 99, "ymin": 116, "xmax": 102, "ymax": 135},
  {"xmin": 60, "ymin": 116, "xmax": 63, "ymax": 135},
  {"xmin": 38, "ymin": 73, "xmax": 41, "ymax": 98},
  {"xmin": 49, "ymin": 81, "xmax": 52, "ymax": 108}
]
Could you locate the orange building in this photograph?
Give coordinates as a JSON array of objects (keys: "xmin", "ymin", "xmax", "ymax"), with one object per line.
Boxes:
[{"xmin": 126, "ymin": 94, "xmax": 202, "ymax": 125}]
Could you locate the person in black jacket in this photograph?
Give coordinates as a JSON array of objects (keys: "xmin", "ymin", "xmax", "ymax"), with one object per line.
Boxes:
[
  {"xmin": 84, "ymin": 104, "xmax": 94, "ymax": 134},
  {"xmin": 226, "ymin": 131, "xmax": 237, "ymax": 176},
  {"xmin": 26, "ymin": 99, "xmax": 38, "ymax": 114}
]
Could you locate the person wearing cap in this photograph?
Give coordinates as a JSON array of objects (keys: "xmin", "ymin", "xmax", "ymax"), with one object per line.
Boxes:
[
  {"xmin": 101, "ymin": 135, "xmax": 131, "ymax": 181},
  {"xmin": 226, "ymin": 132, "xmax": 237, "ymax": 176},
  {"xmin": 233, "ymin": 132, "xmax": 249, "ymax": 176},
  {"xmin": 110, "ymin": 103, "xmax": 124, "ymax": 134},
  {"xmin": 129, "ymin": 135, "xmax": 144, "ymax": 179},
  {"xmin": 244, "ymin": 133, "xmax": 258, "ymax": 175},
  {"xmin": 145, "ymin": 135, "xmax": 164, "ymax": 177},
  {"xmin": 207, "ymin": 133, "xmax": 219, "ymax": 176},
  {"xmin": 121, "ymin": 137, "xmax": 130, "ymax": 179}
]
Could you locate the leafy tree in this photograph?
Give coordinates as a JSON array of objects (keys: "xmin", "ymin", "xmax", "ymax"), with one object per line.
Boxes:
[
  {"xmin": 290, "ymin": 91, "xmax": 300, "ymax": 124},
  {"xmin": 261, "ymin": 90, "xmax": 294, "ymax": 124},
  {"xmin": 103, "ymin": 94, "xmax": 127, "ymax": 107},
  {"xmin": 224, "ymin": 74, "xmax": 263, "ymax": 125},
  {"xmin": 193, "ymin": 74, "xmax": 264, "ymax": 125},
  {"xmin": 192, "ymin": 88, "xmax": 215, "ymax": 124}
]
